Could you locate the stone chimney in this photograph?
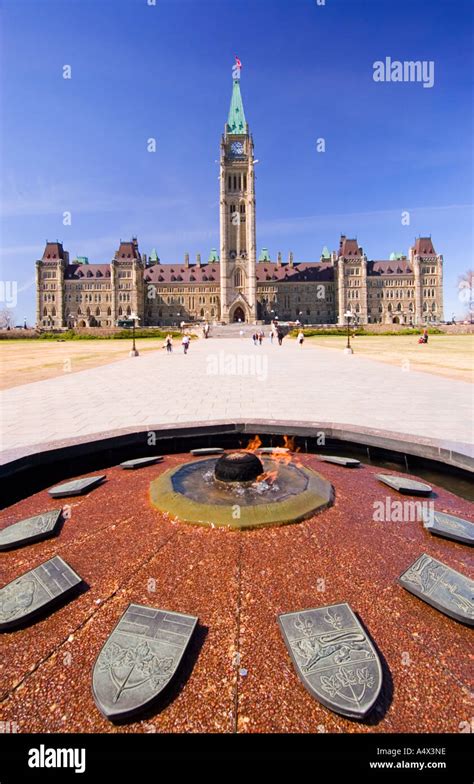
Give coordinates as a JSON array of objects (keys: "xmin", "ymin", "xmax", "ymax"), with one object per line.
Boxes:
[
  {"xmin": 277, "ymin": 251, "xmax": 282, "ymax": 268},
  {"xmin": 288, "ymin": 251, "xmax": 294, "ymax": 269},
  {"xmin": 184, "ymin": 252, "xmax": 189, "ymax": 268},
  {"xmin": 196, "ymin": 253, "xmax": 201, "ymax": 268}
]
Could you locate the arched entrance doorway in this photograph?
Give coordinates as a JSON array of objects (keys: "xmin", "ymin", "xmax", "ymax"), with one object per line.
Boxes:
[{"xmin": 232, "ymin": 306, "xmax": 245, "ymax": 323}]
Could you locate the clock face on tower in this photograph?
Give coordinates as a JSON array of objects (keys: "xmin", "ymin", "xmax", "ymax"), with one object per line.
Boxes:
[{"xmin": 230, "ymin": 141, "xmax": 244, "ymax": 156}]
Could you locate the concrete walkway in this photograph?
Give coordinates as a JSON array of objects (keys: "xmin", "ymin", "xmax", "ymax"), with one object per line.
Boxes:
[{"xmin": 1, "ymin": 337, "xmax": 473, "ymax": 461}]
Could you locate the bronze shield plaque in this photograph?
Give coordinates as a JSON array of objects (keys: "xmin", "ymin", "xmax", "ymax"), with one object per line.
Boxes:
[
  {"xmin": 278, "ymin": 603, "xmax": 382, "ymax": 719},
  {"xmin": 0, "ymin": 556, "xmax": 83, "ymax": 631},
  {"xmin": 48, "ymin": 475, "xmax": 105, "ymax": 498},
  {"xmin": 422, "ymin": 510, "xmax": 474, "ymax": 546},
  {"xmin": 399, "ymin": 553, "xmax": 474, "ymax": 625},
  {"xmin": 0, "ymin": 509, "xmax": 62, "ymax": 551},
  {"xmin": 92, "ymin": 604, "xmax": 198, "ymax": 721},
  {"xmin": 376, "ymin": 474, "xmax": 432, "ymax": 496}
]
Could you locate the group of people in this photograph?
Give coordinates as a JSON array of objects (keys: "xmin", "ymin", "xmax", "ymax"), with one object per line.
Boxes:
[
  {"xmin": 251, "ymin": 326, "xmax": 286, "ymax": 346},
  {"xmin": 418, "ymin": 329, "xmax": 429, "ymax": 344},
  {"xmin": 164, "ymin": 333, "xmax": 191, "ymax": 354}
]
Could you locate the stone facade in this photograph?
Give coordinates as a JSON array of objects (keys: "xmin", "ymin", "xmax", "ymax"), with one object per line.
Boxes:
[{"xmin": 36, "ymin": 71, "xmax": 443, "ymax": 329}]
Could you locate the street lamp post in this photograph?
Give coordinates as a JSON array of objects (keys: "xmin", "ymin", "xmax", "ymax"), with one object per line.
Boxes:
[
  {"xmin": 129, "ymin": 313, "xmax": 140, "ymax": 357},
  {"xmin": 344, "ymin": 310, "xmax": 354, "ymax": 355}
]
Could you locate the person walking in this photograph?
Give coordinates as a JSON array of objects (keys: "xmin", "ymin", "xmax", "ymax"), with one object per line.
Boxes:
[
  {"xmin": 270, "ymin": 331, "xmax": 274, "ymax": 345},
  {"xmin": 182, "ymin": 333, "xmax": 190, "ymax": 354},
  {"xmin": 297, "ymin": 330, "xmax": 304, "ymax": 346},
  {"xmin": 165, "ymin": 335, "xmax": 173, "ymax": 353},
  {"xmin": 258, "ymin": 330, "xmax": 264, "ymax": 345},
  {"xmin": 277, "ymin": 328, "xmax": 284, "ymax": 346}
]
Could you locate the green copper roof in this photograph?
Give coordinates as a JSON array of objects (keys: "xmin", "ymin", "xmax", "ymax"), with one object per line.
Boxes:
[
  {"xmin": 208, "ymin": 248, "xmax": 219, "ymax": 262},
  {"xmin": 76, "ymin": 256, "xmax": 89, "ymax": 265},
  {"xmin": 227, "ymin": 79, "xmax": 247, "ymax": 135},
  {"xmin": 321, "ymin": 246, "xmax": 331, "ymax": 259},
  {"xmin": 259, "ymin": 248, "xmax": 271, "ymax": 262},
  {"xmin": 389, "ymin": 252, "xmax": 405, "ymax": 261},
  {"xmin": 149, "ymin": 248, "xmax": 159, "ymax": 262}
]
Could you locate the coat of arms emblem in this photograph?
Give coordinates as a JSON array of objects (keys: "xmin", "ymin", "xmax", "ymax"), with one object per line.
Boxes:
[
  {"xmin": 92, "ymin": 604, "xmax": 198, "ymax": 720},
  {"xmin": 278, "ymin": 603, "xmax": 382, "ymax": 718}
]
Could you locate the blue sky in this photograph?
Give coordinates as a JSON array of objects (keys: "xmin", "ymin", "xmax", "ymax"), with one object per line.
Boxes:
[{"xmin": 1, "ymin": 0, "xmax": 472, "ymax": 323}]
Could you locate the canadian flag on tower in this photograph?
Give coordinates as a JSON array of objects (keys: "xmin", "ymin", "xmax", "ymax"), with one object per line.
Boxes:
[{"xmin": 235, "ymin": 56, "xmax": 242, "ymax": 68}]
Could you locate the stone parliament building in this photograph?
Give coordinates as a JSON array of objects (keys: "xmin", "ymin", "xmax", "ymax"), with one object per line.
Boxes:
[{"xmin": 36, "ymin": 69, "xmax": 444, "ymax": 329}]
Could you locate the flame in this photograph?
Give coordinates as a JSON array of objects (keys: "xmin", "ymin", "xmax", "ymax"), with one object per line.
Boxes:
[
  {"xmin": 283, "ymin": 435, "xmax": 300, "ymax": 453},
  {"xmin": 245, "ymin": 434, "xmax": 262, "ymax": 452},
  {"xmin": 270, "ymin": 449, "xmax": 293, "ymax": 466},
  {"xmin": 255, "ymin": 469, "xmax": 278, "ymax": 484}
]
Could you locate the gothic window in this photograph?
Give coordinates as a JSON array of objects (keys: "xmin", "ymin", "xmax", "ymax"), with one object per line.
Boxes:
[
  {"xmin": 43, "ymin": 307, "xmax": 47, "ymax": 316},
  {"xmin": 107, "ymin": 307, "xmax": 111, "ymax": 316},
  {"xmin": 233, "ymin": 175, "xmax": 237, "ymax": 189},
  {"xmin": 244, "ymin": 174, "xmax": 247, "ymax": 190},
  {"xmin": 118, "ymin": 307, "xmax": 123, "ymax": 316},
  {"xmin": 234, "ymin": 268, "xmax": 243, "ymax": 288},
  {"xmin": 126, "ymin": 306, "xmax": 131, "ymax": 315},
  {"xmin": 96, "ymin": 307, "xmax": 100, "ymax": 316},
  {"xmin": 228, "ymin": 176, "xmax": 231, "ymax": 190}
]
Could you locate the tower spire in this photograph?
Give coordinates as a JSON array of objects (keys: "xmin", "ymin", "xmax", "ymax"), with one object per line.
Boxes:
[{"xmin": 226, "ymin": 70, "xmax": 247, "ymax": 135}]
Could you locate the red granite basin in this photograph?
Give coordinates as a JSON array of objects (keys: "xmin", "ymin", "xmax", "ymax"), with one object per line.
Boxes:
[{"xmin": 0, "ymin": 453, "xmax": 472, "ymax": 733}]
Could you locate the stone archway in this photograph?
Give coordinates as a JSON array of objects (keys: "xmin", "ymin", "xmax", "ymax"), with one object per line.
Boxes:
[{"xmin": 233, "ymin": 306, "xmax": 245, "ymax": 323}]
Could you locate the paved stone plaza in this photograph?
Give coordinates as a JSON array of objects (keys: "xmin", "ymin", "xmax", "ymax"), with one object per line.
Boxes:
[{"xmin": 1, "ymin": 337, "xmax": 472, "ymax": 462}]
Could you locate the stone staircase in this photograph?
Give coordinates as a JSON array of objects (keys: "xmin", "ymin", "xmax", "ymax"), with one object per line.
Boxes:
[{"xmin": 203, "ymin": 323, "xmax": 270, "ymax": 339}]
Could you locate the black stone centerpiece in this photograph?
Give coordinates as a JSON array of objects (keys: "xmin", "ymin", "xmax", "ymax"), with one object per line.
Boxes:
[
  {"xmin": 214, "ymin": 451, "xmax": 264, "ymax": 483},
  {"xmin": 150, "ymin": 454, "xmax": 333, "ymax": 529}
]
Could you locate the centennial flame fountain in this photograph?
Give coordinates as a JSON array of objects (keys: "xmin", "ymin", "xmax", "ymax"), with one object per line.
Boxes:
[{"xmin": 149, "ymin": 447, "xmax": 333, "ymax": 529}]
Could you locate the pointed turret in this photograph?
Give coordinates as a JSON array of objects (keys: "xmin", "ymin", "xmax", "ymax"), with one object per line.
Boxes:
[{"xmin": 227, "ymin": 78, "xmax": 247, "ymax": 135}]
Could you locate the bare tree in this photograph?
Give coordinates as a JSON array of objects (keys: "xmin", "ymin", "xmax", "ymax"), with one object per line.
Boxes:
[
  {"xmin": 457, "ymin": 270, "xmax": 474, "ymax": 321},
  {"xmin": 0, "ymin": 308, "xmax": 14, "ymax": 329}
]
